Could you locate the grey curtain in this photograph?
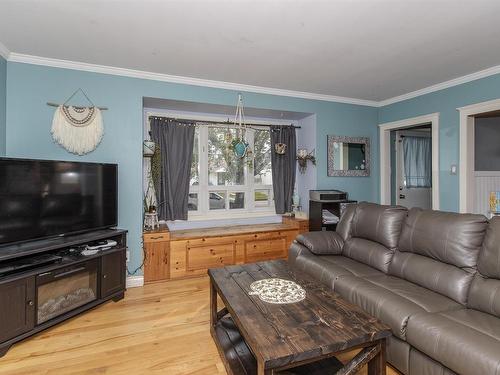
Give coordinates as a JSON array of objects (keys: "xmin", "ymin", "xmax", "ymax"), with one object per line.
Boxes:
[
  {"xmin": 270, "ymin": 126, "xmax": 296, "ymax": 214},
  {"xmin": 403, "ymin": 136, "xmax": 432, "ymax": 188},
  {"xmin": 150, "ymin": 117, "xmax": 195, "ymax": 220}
]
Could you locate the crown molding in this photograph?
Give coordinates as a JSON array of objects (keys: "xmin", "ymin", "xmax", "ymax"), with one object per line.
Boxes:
[
  {"xmin": 379, "ymin": 64, "xmax": 500, "ymax": 107},
  {"xmin": 0, "ymin": 41, "xmax": 10, "ymax": 60},
  {"xmin": 6, "ymin": 52, "xmax": 500, "ymax": 108},
  {"xmin": 8, "ymin": 52, "xmax": 379, "ymax": 107}
]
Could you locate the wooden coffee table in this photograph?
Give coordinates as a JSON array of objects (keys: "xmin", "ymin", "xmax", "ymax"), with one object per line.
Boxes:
[{"xmin": 209, "ymin": 260, "xmax": 391, "ymax": 375}]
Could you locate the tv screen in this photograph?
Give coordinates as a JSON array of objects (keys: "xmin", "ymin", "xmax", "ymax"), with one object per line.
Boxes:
[{"xmin": 0, "ymin": 158, "xmax": 118, "ymax": 245}]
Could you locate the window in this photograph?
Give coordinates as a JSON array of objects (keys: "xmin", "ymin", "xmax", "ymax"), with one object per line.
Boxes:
[{"xmin": 189, "ymin": 125, "xmax": 274, "ymax": 217}]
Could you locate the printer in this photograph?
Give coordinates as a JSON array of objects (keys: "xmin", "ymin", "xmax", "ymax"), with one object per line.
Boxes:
[{"xmin": 309, "ymin": 189, "xmax": 348, "ymax": 202}]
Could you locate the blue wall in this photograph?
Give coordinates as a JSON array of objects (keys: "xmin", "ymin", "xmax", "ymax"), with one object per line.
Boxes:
[
  {"xmin": 379, "ymin": 73, "xmax": 500, "ymax": 212},
  {"xmin": 0, "ymin": 56, "xmax": 6, "ymax": 155},
  {"xmin": 5, "ymin": 62, "xmax": 378, "ymax": 274}
]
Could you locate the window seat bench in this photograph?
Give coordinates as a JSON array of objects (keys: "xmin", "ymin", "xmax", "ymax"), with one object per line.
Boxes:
[{"xmin": 143, "ymin": 217, "xmax": 308, "ymax": 283}]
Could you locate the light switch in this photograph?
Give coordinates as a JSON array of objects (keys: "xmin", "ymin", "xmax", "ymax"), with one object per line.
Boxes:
[{"xmin": 450, "ymin": 165, "xmax": 457, "ymax": 175}]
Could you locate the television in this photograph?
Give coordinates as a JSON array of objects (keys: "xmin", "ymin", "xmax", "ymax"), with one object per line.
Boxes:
[{"xmin": 0, "ymin": 158, "xmax": 118, "ymax": 245}]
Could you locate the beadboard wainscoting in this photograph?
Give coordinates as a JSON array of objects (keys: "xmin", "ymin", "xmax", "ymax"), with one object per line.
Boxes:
[{"xmin": 474, "ymin": 171, "xmax": 500, "ymax": 216}]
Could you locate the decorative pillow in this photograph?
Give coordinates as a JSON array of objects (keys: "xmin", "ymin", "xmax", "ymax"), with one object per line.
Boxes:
[{"xmin": 295, "ymin": 231, "xmax": 344, "ymax": 255}]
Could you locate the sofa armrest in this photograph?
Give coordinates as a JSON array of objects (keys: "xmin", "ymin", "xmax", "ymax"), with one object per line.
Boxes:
[{"xmin": 295, "ymin": 231, "xmax": 344, "ymax": 255}]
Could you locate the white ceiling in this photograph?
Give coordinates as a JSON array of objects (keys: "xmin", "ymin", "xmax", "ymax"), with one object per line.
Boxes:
[{"xmin": 1, "ymin": 0, "xmax": 500, "ymax": 102}]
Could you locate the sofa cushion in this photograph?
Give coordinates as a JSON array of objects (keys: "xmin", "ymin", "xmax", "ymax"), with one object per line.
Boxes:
[
  {"xmin": 350, "ymin": 202, "xmax": 407, "ymax": 250},
  {"xmin": 389, "ymin": 251, "xmax": 475, "ymax": 305},
  {"xmin": 343, "ymin": 237, "xmax": 395, "ymax": 273},
  {"xmin": 409, "ymin": 349, "xmax": 457, "ymax": 375},
  {"xmin": 336, "ymin": 203, "xmax": 356, "ymax": 241},
  {"xmin": 334, "ymin": 274, "xmax": 461, "ymax": 340},
  {"xmin": 467, "ymin": 274, "xmax": 500, "ymax": 318},
  {"xmin": 289, "ymin": 244, "xmax": 382, "ymax": 288},
  {"xmin": 407, "ymin": 309, "xmax": 500, "ymax": 375},
  {"xmin": 398, "ymin": 208, "xmax": 487, "ymax": 268},
  {"xmin": 295, "ymin": 231, "xmax": 344, "ymax": 255},
  {"xmin": 477, "ymin": 216, "xmax": 500, "ymax": 279}
]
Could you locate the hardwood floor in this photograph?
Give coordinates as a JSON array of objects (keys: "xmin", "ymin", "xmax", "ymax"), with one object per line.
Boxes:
[{"xmin": 0, "ymin": 277, "xmax": 400, "ymax": 375}]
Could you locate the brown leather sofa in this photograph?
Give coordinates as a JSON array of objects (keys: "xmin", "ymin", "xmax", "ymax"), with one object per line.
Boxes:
[{"xmin": 289, "ymin": 202, "xmax": 500, "ymax": 375}]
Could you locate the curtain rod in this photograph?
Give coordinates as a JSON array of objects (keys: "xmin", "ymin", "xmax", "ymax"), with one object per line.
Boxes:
[{"xmin": 148, "ymin": 116, "xmax": 301, "ymax": 129}]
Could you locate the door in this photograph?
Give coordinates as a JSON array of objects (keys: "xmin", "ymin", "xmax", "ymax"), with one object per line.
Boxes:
[
  {"xmin": 395, "ymin": 130, "xmax": 432, "ymax": 209},
  {"xmin": 101, "ymin": 250, "xmax": 126, "ymax": 298},
  {"xmin": 144, "ymin": 237, "xmax": 170, "ymax": 282},
  {"xmin": 0, "ymin": 277, "xmax": 35, "ymax": 343}
]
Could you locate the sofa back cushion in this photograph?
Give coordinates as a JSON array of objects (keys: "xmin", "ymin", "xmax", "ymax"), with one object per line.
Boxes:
[
  {"xmin": 477, "ymin": 216, "xmax": 500, "ymax": 278},
  {"xmin": 467, "ymin": 276, "xmax": 500, "ymax": 317},
  {"xmin": 389, "ymin": 208, "xmax": 487, "ymax": 304},
  {"xmin": 397, "ymin": 208, "xmax": 487, "ymax": 267},
  {"xmin": 343, "ymin": 238, "xmax": 395, "ymax": 273},
  {"xmin": 342, "ymin": 202, "xmax": 407, "ymax": 273},
  {"xmin": 336, "ymin": 203, "xmax": 356, "ymax": 241},
  {"xmin": 350, "ymin": 202, "xmax": 408, "ymax": 250},
  {"xmin": 467, "ymin": 216, "xmax": 500, "ymax": 317}
]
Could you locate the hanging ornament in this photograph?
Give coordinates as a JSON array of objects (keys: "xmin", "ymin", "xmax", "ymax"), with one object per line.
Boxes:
[
  {"xmin": 231, "ymin": 94, "xmax": 250, "ymax": 159},
  {"xmin": 51, "ymin": 105, "xmax": 103, "ymax": 155},
  {"xmin": 49, "ymin": 89, "xmax": 105, "ymax": 155},
  {"xmin": 274, "ymin": 126, "xmax": 287, "ymax": 155}
]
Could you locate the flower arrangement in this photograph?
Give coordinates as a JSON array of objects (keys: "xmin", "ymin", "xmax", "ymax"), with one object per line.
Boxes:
[{"xmin": 296, "ymin": 149, "xmax": 316, "ymax": 174}]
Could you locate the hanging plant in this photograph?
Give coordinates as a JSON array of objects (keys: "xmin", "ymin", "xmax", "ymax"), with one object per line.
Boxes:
[
  {"xmin": 231, "ymin": 137, "xmax": 249, "ymax": 158},
  {"xmin": 231, "ymin": 94, "xmax": 250, "ymax": 159},
  {"xmin": 297, "ymin": 149, "xmax": 316, "ymax": 174}
]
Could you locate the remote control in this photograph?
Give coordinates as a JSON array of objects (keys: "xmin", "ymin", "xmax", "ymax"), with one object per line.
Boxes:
[{"xmin": 86, "ymin": 240, "xmax": 118, "ymax": 250}]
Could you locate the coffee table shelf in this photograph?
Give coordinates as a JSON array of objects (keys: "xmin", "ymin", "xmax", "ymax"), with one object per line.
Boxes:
[{"xmin": 213, "ymin": 316, "xmax": 344, "ymax": 375}]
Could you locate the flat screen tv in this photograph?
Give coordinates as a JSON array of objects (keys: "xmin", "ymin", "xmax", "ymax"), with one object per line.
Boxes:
[{"xmin": 0, "ymin": 158, "xmax": 118, "ymax": 245}]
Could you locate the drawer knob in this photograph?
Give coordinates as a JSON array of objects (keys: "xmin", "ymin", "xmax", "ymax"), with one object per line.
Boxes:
[
  {"xmin": 103, "ymin": 274, "xmax": 107, "ymax": 279},
  {"xmin": 27, "ymin": 300, "xmax": 34, "ymax": 306}
]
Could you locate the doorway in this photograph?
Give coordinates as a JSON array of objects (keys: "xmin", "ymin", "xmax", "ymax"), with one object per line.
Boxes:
[
  {"xmin": 379, "ymin": 113, "xmax": 440, "ymax": 210},
  {"xmin": 393, "ymin": 126, "xmax": 432, "ymax": 209},
  {"xmin": 459, "ymin": 98, "xmax": 500, "ymax": 214}
]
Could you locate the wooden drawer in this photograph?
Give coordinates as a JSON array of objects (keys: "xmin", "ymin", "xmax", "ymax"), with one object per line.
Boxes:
[
  {"xmin": 187, "ymin": 236, "xmax": 241, "ymax": 247},
  {"xmin": 187, "ymin": 243, "xmax": 235, "ymax": 272},
  {"xmin": 247, "ymin": 231, "xmax": 292, "ymax": 241},
  {"xmin": 244, "ymin": 237, "xmax": 287, "ymax": 263},
  {"xmin": 143, "ymin": 232, "xmax": 170, "ymax": 243}
]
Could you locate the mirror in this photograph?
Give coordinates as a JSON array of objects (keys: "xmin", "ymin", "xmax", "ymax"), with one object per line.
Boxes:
[{"xmin": 327, "ymin": 136, "xmax": 370, "ymax": 176}]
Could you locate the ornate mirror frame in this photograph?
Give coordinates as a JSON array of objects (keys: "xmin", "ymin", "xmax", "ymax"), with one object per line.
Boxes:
[{"xmin": 327, "ymin": 135, "xmax": 370, "ymax": 177}]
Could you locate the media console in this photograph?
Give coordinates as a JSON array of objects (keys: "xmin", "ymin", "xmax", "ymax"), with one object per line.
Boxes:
[{"xmin": 0, "ymin": 228, "xmax": 127, "ymax": 357}]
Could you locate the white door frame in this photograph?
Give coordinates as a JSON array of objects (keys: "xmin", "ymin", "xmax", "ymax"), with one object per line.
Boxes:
[
  {"xmin": 379, "ymin": 113, "xmax": 440, "ymax": 209},
  {"xmin": 458, "ymin": 98, "xmax": 500, "ymax": 213}
]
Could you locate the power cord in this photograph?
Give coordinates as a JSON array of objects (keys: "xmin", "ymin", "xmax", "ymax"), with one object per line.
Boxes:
[{"xmin": 126, "ymin": 242, "xmax": 147, "ymax": 276}]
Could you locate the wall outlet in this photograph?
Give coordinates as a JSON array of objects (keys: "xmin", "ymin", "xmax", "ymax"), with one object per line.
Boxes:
[{"xmin": 126, "ymin": 250, "xmax": 130, "ymax": 263}]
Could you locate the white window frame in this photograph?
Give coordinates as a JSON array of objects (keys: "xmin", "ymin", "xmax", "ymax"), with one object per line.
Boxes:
[
  {"xmin": 145, "ymin": 110, "xmax": 291, "ymax": 220},
  {"xmin": 189, "ymin": 124, "xmax": 275, "ymax": 219}
]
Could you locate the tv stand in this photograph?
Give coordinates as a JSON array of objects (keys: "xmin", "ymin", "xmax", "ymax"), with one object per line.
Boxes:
[{"xmin": 0, "ymin": 229, "xmax": 127, "ymax": 357}]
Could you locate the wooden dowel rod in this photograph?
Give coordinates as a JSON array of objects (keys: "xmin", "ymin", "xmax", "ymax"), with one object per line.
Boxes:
[{"xmin": 47, "ymin": 102, "xmax": 108, "ymax": 110}]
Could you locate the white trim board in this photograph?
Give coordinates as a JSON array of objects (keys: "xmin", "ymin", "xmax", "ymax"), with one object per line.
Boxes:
[
  {"xmin": 458, "ymin": 98, "xmax": 500, "ymax": 213},
  {"xmin": 8, "ymin": 52, "xmax": 378, "ymax": 107},
  {"xmin": 0, "ymin": 41, "xmax": 10, "ymax": 60},
  {"xmin": 126, "ymin": 276, "xmax": 144, "ymax": 288},
  {"xmin": 379, "ymin": 113, "xmax": 440, "ymax": 210},
  {"xmin": 1, "ymin": 46, "xmax": 500, "ymax": 107},
  {"xmin": 378, "ymin": 65, "xmax": 500, "ymax": 106}
]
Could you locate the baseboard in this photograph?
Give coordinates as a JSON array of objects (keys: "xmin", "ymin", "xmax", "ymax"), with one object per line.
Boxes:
[{"xmin": 126, "ymin": 276, "xmax": 144, "ymax": 288}]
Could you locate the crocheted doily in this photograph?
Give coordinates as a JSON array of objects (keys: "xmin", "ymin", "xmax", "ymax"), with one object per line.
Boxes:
[{"xmin": 248, "ymin": 278, "xmax": 306, "ymax": 304}]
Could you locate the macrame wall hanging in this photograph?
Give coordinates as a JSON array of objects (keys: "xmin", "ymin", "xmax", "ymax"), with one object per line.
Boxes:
[{"xmin": 48, "ymin": 89, "xmax": 107, "ymax": 155}]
